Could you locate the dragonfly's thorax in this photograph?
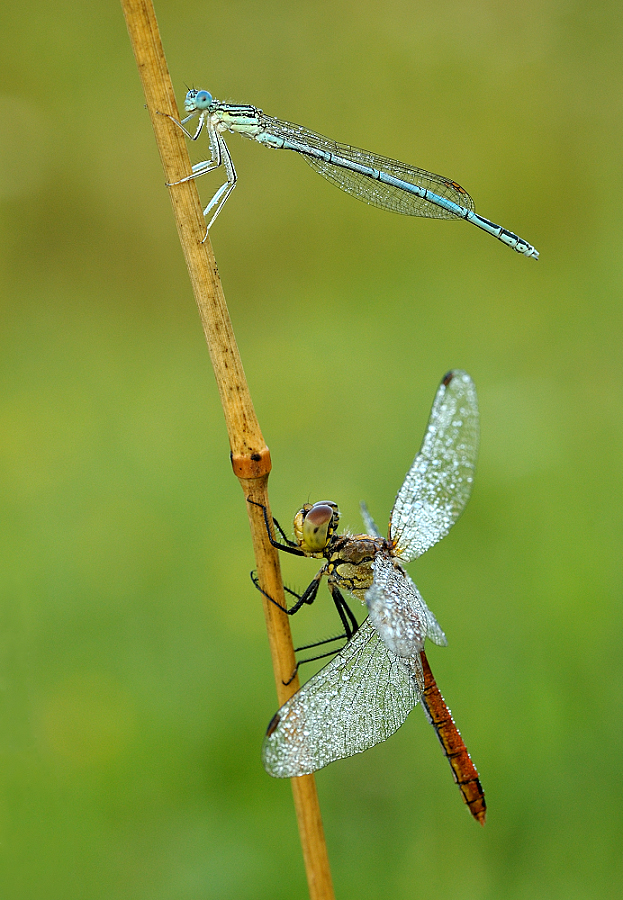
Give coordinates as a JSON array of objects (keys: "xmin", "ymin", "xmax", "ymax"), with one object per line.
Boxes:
[{"xmin": 326, "ymin": 534, "xmax": 390, "ymax": 602}]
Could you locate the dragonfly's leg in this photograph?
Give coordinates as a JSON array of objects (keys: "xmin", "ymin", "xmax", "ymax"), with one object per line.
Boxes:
[
  {"xmin": 247, "ymin": 498, "xmax": 304, "ymax": 555},
  {"xmin": 282, "ymin": 637, "xmax": 349, "ymax": 685},
  {"xmin": 270, "ymin": 516, "xmax": 296, "ymax": 547},
  {"xmin": 250, "ymin": 570, "xmax": 321, "ymax": 616},
  {"xmin": 329, "ymin": 585, "xmax": 359, "ymax": 639},
  {"xmin": 250, "ymin": 571, "xmax": 302, "ymax": 614},
  {"xmin": 297, "ymin": 572, "xmax": 325, "ymax": 608},
  {"xmin": 294, "ymin": 634, "xmax": 349, "ymax": 655},
  {"xmin": 250, "ymin": 572, "xmax": 346, "ymax": 683}
]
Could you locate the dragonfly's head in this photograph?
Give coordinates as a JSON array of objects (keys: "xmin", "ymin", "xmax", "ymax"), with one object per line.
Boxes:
[
  {"xmin": 293, "ymin": 502, "xmax": 340, "ymax": 555},
  {"xmin": 184, "ymin": 89, "xmax": 214, "ymax": 114}
]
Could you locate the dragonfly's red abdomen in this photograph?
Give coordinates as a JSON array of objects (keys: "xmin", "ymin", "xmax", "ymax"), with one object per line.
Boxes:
[{"xmin": 420, "ymin": 651, "xmax": 486, "ymax": 824}]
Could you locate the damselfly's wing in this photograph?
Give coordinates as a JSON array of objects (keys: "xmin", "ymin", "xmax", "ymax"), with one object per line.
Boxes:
[
  {"xmin": 262, "ymin": 618, "xmax": 423, "ymax": 777},
  {"xmin": 257, "ymin": 115, "xmax": 475, "ymax": 220},
  {"xmin": 390, "ymin": 370, "xmax": 479, "ymax": 563}
]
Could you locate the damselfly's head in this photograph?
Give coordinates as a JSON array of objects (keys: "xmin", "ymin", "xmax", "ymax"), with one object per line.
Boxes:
[
  {"xmin": 184, "ymin": 89, "xmax": 215, "ymax": 115},
  {"xmin": 293, "ymin": 502, "xmax": 340, "ymax": 555}
]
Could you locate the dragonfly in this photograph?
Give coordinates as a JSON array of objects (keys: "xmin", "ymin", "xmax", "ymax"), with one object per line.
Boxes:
[
  {"xmin": 168, "ymin": 88, "xmax": 538, "ymax": 259},
  {"xmin": 250, "ymin": 370, "xmax": 486, "ymax": 824}
]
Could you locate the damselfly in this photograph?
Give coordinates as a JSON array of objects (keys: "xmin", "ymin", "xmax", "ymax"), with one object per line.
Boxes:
[{"xmin": 169, "ymin": 89, "xmax": 538, "ymax": 258}]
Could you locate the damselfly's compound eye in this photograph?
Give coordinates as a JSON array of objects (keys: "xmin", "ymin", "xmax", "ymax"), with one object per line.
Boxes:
[
  {"xmin": 302, "ymin": 502, "xmax": 338, "ymax": 552},
  {"xmin": 194, "ymin": 90, "xmax": 213, "ymax": 109}
]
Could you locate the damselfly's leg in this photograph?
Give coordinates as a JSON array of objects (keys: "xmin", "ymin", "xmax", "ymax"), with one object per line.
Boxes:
[
  {"xmin": 163, "ymin": 112, "xmax": 220, "ymax": 182},
  {"xmin": 164, "ymin": 115, "xmax": 237, "ymax": 238},
  {"xmin": 163, "ymin": 110, "xmax": 206, "ymax": 141},
  {"xmin": 199, "ymin": 132, "xmax": 237, "ymax": 235}
]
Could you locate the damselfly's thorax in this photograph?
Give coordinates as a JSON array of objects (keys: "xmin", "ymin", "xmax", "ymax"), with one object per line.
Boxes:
[{"xmin": 183, "ymin": 89, "xmax": 264, "ymax": 137}]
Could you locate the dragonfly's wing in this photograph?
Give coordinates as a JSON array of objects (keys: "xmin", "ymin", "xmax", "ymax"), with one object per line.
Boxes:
[
  {"xmin": 258, "ymin": 115, "xmax": 475, "ymax": 220},
  {"xmin": 262, "ymin": 618, "xmax": 422, "ymax": 778},
  {"xmin": 359, "ymin": 500, "xmax": 381, "ymax": 537},
  {"xmin": 365, "ymin": 553, "xmax": 443, "ymax": 656},
  {"xmin": 422, "ymin": 596, "xmax": 448, "ymax": 647},
  {"xmin": 390, "ymin": 370, "xmax": 478, "ymax": 563},
  {"xmin": 402, "ymin": 567, "xmax": 448, "ymax": 647}
]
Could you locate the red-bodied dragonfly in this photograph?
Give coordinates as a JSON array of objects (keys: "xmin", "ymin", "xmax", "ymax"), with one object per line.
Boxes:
[{"xmin": 251, "ymin": 370, "xmax": 485, "ymax": 824}]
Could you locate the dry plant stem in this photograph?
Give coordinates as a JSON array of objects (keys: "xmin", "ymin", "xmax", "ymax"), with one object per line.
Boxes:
[{"xmin": 121, "ymin": 2, "xmax": 335, "ymax": 897}]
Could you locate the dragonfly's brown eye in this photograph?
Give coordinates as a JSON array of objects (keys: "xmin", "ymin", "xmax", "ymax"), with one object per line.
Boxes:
[{"xmin": 302, "ymin": 503, "xmax": 336, "ymax": 551}]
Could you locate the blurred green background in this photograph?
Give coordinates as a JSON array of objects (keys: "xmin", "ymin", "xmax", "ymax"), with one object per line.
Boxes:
[{"xmin": 1, "ymin": 1, "xmax": 622, "ymax": 897}]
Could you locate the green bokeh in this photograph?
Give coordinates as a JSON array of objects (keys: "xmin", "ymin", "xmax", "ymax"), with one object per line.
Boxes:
[{"xmin": 1, "ymin": 1, "xmax": 622, "ymax": 898}]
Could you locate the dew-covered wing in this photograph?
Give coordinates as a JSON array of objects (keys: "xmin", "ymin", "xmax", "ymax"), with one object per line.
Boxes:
[
  {"xmin": 366, "ymin": 555, "xmax": 427, "ymax": 658},
  {"xmin": 262, "ymin": 618, "xmax": 422, "ymax": 778},
  {"xmin": 390, "ymin": 370, "xmax": 479, "ymax": 563},
  {"xmin": 365, "ymin": 553, "xmax": 447, "ymax": 657},
  {"xmin": 423, "ymin": 597, "xmax": 448, "ymax": 647}
]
